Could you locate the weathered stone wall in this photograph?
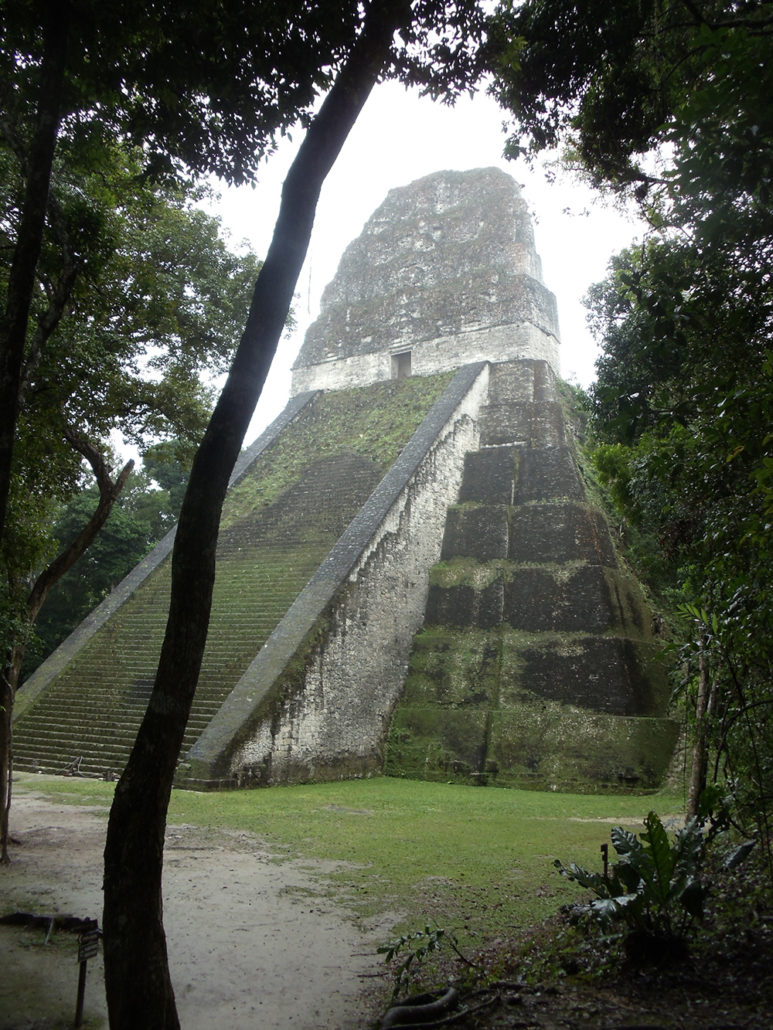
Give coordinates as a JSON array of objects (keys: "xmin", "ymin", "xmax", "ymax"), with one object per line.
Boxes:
[
  {"xmin": 385, "ymin": 361, "xmax": 678, "ymax": 793},
  {"xmin": 13, "ymin": 379, "xmax": 450, "ymax": 778},
  {"xmin": 185, "ymin": 363, "xmax": 490, "ymax": 786},
  {"xmin": 13, "ymin": 391, "xmax": 318, "ymax": 724},
  {"xmin": 291, "ymin": 168, "xmax": 560, "ymax": 395},
  {"xmin": 291, "ymin": 321, "xmax": 558, "ymax": 395}
]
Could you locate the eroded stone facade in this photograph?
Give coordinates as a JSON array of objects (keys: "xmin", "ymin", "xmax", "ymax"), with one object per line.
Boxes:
[
  {"xmin": 13, "ymin": 168, "xmax": 676, "ymax": 793},
  {"xmin": 291, "ymin": 168, "xmax": 560, "ymax": 394}
]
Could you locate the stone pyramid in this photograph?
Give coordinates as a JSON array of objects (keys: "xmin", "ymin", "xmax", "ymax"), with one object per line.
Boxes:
[{"xmin": 13, "ymin": 168, "xmax": 677, "ymax": 791}]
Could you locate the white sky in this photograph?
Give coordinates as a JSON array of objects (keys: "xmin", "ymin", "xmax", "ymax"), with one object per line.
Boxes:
[{"xmin": 210, "ymin": 82, "xmax": 645, "ymax": 446}]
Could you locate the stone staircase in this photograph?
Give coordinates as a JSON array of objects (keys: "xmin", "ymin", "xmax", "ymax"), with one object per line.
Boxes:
[
  {"xmin": 385, "ymin": 361, "xmax": 678, "ymax": 792},
  {"xmin": 13, "ymin": 376, "xmax": 449, "ymax": 779}
]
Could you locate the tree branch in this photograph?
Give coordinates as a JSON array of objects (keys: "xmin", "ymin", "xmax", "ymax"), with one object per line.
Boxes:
[
  {"xmin": 26, "ymin": 424, "xmax": 134, "ymax": 624},
  {"xmin": 0, "ymin": 0, "xmax": 70, "ymax": 539},
  {"xmin": 19, "ymin": 191, "xmax": 80, "ymax": 402}
]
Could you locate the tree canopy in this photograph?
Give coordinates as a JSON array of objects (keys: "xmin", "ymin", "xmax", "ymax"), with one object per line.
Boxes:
[
  {"xmin": 488, "ymin": 0, "xmax": 773, "ymax": 850},
  {"xmin": 489, "ymin": 0, "xmax": 773, "ymax": 195},
  {"xmin": 1, "ymin": 134, "xmax": 260, "ymax": 629},
  {"xmin": 0, "ymin": 130, "xmax": 261, "ymax": 865},
  {"xmin": 0, "ymin": 0, "xmax": 486, "ymax": 542}
]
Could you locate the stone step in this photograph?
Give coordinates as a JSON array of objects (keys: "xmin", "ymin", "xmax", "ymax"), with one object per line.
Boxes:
[
  {"xmin": 458, "ymin": 449, "xmax": 517, "ymax": 506},
  {"xmin": 514, "ymin": 447, "xmax": 584, "ymax": 503},
  {"xmin": 478, "ymin": 401, "xmax": 566, "ymax": 448},
  {"xmin": 426, "ymin": 561, "xmax": 653, "ymax": 639},
  {"xmin": 385, "ymin": 703, "xmax": 679, "ymax": 793}
]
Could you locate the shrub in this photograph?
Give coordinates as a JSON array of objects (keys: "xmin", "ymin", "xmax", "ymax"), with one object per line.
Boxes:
[{"xmin": 555, "ymin": 811, "xmax": 706, "ymax": 962}]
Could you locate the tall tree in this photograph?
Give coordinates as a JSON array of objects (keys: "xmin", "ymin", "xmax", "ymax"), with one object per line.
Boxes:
[
  {"xmin": 100, "ymin": 1, "xmax": 487, "ymax": 1024},
  {"xmin": 0, "ymin": 0, "xmax": 403, "ymax": 547},
  {"xmin": 486, "ymin": 0, "xmax": 773, "ymax": 849},
  {"xmin": 0, "ymin": 135, "xmax": 261, "ymax": 860}
]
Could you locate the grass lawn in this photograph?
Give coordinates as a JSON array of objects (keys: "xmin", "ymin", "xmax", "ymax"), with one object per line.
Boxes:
[{"xmin": 15, "ymin": 773, "xmax": 686, "ymax": 950}]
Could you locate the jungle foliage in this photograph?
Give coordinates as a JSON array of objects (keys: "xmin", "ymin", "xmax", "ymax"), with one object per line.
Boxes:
[
  {"xmin": 556, "ymin": 812, "xmax": 706, "ymax": 959},
  {"xmin": 0, "ymin": 124, "xmax": 261, "ymax": 864},
  {"xmin": 20, "ymin": 442, "xmax": 192, "ymax": 676},
  {"xmin": 489, "ymin": 0, "xmax": 773, "ymax": 857}
]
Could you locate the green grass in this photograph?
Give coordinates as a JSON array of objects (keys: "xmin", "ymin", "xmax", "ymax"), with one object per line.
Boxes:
[{"xmin": 14, "ymin": 774, "xmax": 686, "ymax": 948}]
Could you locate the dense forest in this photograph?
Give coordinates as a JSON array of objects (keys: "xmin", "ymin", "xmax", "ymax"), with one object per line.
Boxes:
[
  {"xmin": 491, "ymin": 0, "xmax": 773, "ymax": 854},
  {"xmin": 2, "ymin": 1, "xmax": 771, "ymax": 1027}
]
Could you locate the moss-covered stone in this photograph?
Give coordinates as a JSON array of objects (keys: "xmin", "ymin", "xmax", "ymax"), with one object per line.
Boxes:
[
  {"xmin": 401, "ymin": 627, "xmax": 501, "ymax": 707},
  {"xmin": 441, "ymin": 504, "xmax": 510, "ymax": 560},
  {"xmin": 488, "ymin": 704, "xmax": 680, "ymax": 792},
  {"xmin": 509, "ymin": 502, "xmax": 616, "ymax": 566},
  {"xmin": 384, "ymin": 707, "xmax": 489, "ymax": 783},
  {"xmin": 13, "ymin": 375, "xmax": 451, "ymax": 778},
  {"xmin": 515, "ymin": 446, "xmax": 584, "ymax": 503},
  {"xmin": 385, "ymin": 360, "xmax": 677, "ymax": 794},
  {"xmin": 458, "ymin": 448, "xmax": 518, "ymax": 504},
  {"xmin": 498, "ymin": 631, "xmax": 670, "ymax": 716}
]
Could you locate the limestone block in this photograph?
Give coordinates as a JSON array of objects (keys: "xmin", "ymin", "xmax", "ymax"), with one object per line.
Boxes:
[
  {"xmin": 486, "ymin": 360, "xmax": 539, "ymax": 405},
  {"xmin": 479, "ymin": 400, "xmax": 567, "ymax": 447},
  {"xmin": 515, "ymin": 447, "xmax": 584, "ymax": 502},
  {"xmin": 478, "ymin": 403, "xmax": 534, "ymax": 446},
  {"xmin": 385, "ymin": 707, "xmax": 489, "ymax": 781},
  {"xmin": 528, "ymin": 402, "xmax": 568, "ymax": 447},
  {"xmin": 458, "ymin": 448, "xmax": 517, "ymax": 504},
  {"xmin": 498, "ymin": 634, "xmax": 669, "ymax": 716},
  {"xmin": 425, "ymin": 578, "xmax": 505, "ymax": 629},
  {"xmin": 503, "ymin": 564, "xmax": 653, "ymax": 637},
  {"xmin": 508, "ymin": 502, "xmax": 616, "ymax": 566},
  {"xmin": 401, "ymin": 627, "xmax": 501, "ymax": 706},
  {"xmin": 503, "ymin": 565, "xmax": 615, "ymax": 633},
  {"xmin": 440, "ymin": 504, "xmax": 509, "ymax": 560},
  {"xmin": 488, "ymin": 707, "xmax": 680, "ymax": 792}
]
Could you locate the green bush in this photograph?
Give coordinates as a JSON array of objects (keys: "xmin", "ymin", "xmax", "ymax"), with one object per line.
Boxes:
[{"xmin": 555, "ymin": 811, "xmax": 706, "ymax": 961}]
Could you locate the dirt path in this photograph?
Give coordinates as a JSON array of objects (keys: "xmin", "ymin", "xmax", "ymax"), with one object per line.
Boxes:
[{"xmin": 0, "ymin": 790, "xmax": 394, "ymax": 1029}]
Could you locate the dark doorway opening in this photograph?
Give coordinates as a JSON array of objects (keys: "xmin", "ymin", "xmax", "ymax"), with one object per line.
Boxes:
[{"xmin": 391, "ymin": 350, "xmax": 412, "ymax": 379}]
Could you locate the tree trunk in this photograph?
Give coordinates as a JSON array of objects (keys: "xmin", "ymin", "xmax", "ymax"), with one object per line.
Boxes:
[
  {"xmin": 687, "ymin": 636, "xmax": 711, "ymax": 820},
  {"xmin": 102, "ymin": 4, "xmax": 410, "ymax": 1026},
  {"xmin": 0, "ymin": 444, "xmax": 133, "ymax": 861},
  {"xmin": 0, "ymin": 0, "xmax": 69, "ymax": 542},
  {"xmin": 0, "ymin": 675, "xmax": 12, "ymax": 864}
]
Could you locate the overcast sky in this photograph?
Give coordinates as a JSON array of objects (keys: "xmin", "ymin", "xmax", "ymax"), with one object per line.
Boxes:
[{"xmin": 209, "ymin": 82, "xmax": 645, "ymax": 445}]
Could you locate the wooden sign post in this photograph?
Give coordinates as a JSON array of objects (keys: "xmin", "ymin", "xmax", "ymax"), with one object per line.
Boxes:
[{"xmin": 74, "ymin": 919, "xmax": 100, "ymax": 1028}]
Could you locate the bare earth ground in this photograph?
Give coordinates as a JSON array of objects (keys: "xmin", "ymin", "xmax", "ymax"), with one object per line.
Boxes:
[
  {"xmin": 3, "ymin": 790, "xmax": 772, "ymax": 1030},
  {"xmin": 0, "ymin": 791, "xmax": 394, "ymax": 1030}
]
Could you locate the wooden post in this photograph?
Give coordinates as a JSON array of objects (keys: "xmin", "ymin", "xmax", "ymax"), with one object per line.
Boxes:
[{"xmin": 74, "ymin": 919, "xmax": 100, "ymax": 1028}]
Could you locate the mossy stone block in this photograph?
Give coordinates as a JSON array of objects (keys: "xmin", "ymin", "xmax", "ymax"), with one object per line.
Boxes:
[
  {"xmin": 402, "ymin": 627, "xmax": 501, "ymax": 706},
  {"xmin": 458, "ymin": 448, "xmax": 517, "ymax": 504},
  {"xmin": 384, "ymin": 707, "xmax": 489, "ymax": 782},
  {"xmin": 498, "ymin": 634, "xmax": 670, "ymax": 716},
  {"xmin": 515, "ymin": 447, "xmax": 583, "ymax": 503},
  {"xmin": 425, "ymin": 579, "xmax": 504, "ymax": 629},
  {"xmin": 503, "ymin": 564, "xmax": 616, "ymax": 633},
  {"xmin": 441, "ymin": 503, "xmax": 510, "ymax": 560},
  {"xmin": 488, "ymin": 705, "xmax": 680, "ymax": 792},
  {"xmin": 509, "ymin": 502, "xmax": 616, "ymax": 566},
  {"xmin": 502, "ymin": 565, "xmax": 654, "ymax": 637}
]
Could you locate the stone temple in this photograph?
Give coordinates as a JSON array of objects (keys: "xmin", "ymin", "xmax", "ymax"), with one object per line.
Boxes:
[{"xmin": 14, "ymin": 168, "xmax": 678, "ymax": 791}]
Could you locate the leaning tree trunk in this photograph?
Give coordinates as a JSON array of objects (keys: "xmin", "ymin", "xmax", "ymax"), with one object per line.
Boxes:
[
  {"xmin": 0, "ymin": 436, "xmax": 133, "ymax": 861},
  {"xmin": 0, "ymin": 0, "xmax": 69, "ymax": 543},
  {"xmin": 687, "ymin": 634, "xmax": 714, "ymax": 821},
  {"xmin": 102, "ymin": 4, "xmax": 410, "ymax": 1026}
]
